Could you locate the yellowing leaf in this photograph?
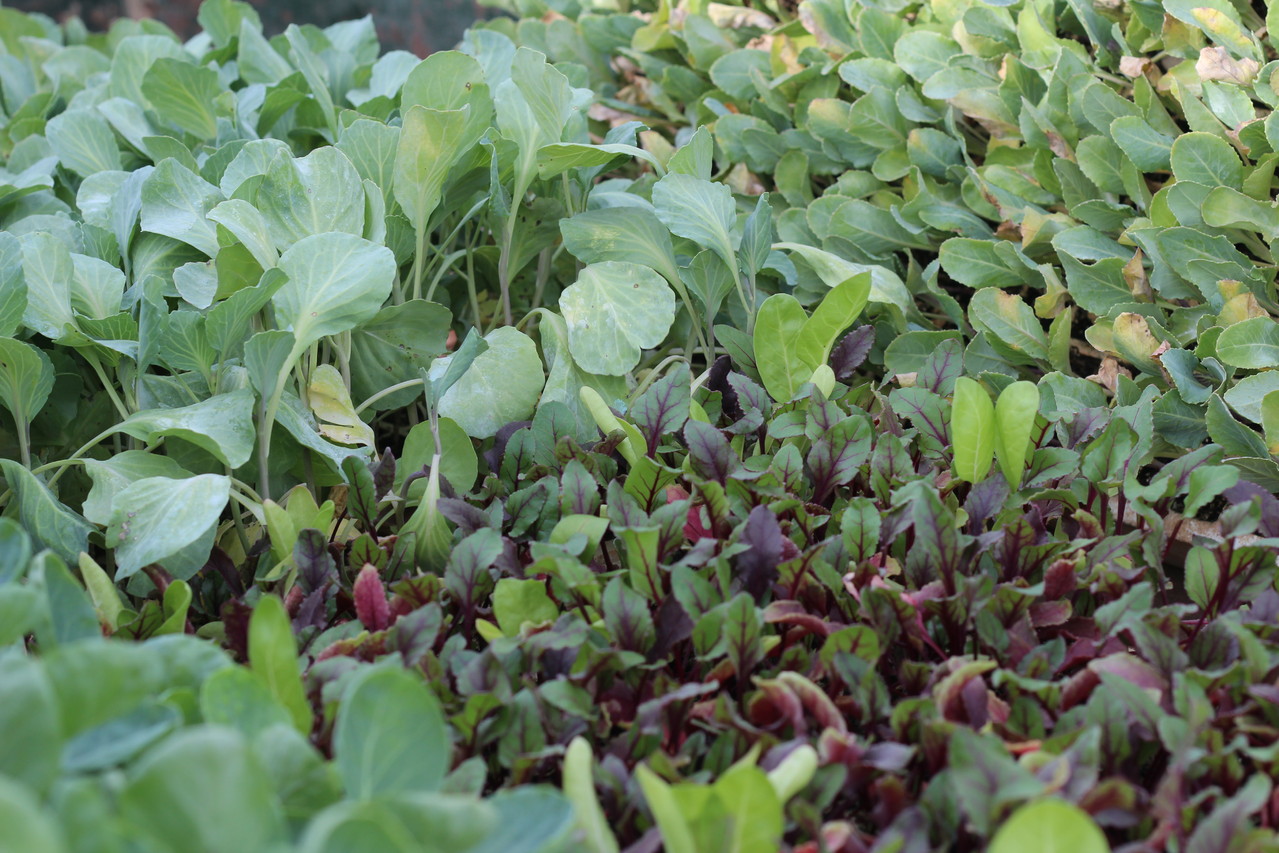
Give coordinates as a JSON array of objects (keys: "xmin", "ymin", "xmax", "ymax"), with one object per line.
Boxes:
[{"xmin": 307, "ymin": 364, "xmax": 374, "ymax": 447}]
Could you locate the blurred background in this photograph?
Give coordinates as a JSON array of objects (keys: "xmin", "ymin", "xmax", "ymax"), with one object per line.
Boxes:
[{"xmin": 7, "ymin": 0, "xmax": 489, "ymax": 55}]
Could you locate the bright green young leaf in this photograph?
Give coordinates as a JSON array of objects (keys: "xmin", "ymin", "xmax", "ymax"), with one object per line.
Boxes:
[
  {"xmin": 1262, "ymin": 389, "xmax": 1279, "ymax": 455},
  {"xmin": 334, "ymin": 666, "xmax": 449, "ymax": 799},
  {"xmin": 797, "ymin": 272, "xmax": 871, "ymax": 367},
  {"xmin": 77, "ymin": 553, "xmax": 124, "ymax": 631},
  {"xmin": 952, "ymin": 377, "xmax": 995, "ymax": 483},
  {"xmin": 989, "ymin": 799, "xmax": 1108, "ymax": 853},
  {"xmin": 993, "ymin": 381, "xmax": 1039, "ymax": 488},
  {"xmin": 248, "ymin": 594, "xmax": 313, "ymax": 735},
  {"xmin": 560, "ymin": 261, "xmax": 676, "ymax": 376},
  {"xmin": 755, "ymin": 293, "xmax": 818, "ymax": 402},
  {"xmin": 492, "ymin": 578, "xmax": 559, "ymax": 636},
  {"xmin": 706, "ymin": 763, "xmax": 783, "ymax": 853},
  {"xmin": 563, "ymin": 738, "xmax": 619, "ymax": 853},
  {"xmin": 635, "ymin": 766, "xmax": 698, "ymax": 853}
]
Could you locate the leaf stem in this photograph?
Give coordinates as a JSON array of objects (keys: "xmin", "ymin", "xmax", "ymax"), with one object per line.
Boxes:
[
  {"xmin": 355, "ymin": 378, "xmax": 425, "ymax": 416},
  {"xmin": 83, "ymin": 352, "xmax": 131, "ymax": 421},
  {"xmin": 259, "ymin": 348, "xmax": 302, "ymax": 503},
  {"xmin": 15, "ymin": 420, "xmax": 30, "ymax": 469},
  {"xmin": 497, "ymin": 214, "xmax": 517, "ymax": 327}
]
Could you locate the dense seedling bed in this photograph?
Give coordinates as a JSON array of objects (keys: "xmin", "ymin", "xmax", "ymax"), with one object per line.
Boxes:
[{"xmin": 1, "ymin": 0, "xmax": 1279, "ymax": 848}]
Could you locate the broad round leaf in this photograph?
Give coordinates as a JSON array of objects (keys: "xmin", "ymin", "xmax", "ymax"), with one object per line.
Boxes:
[
  {"xmin": 107, "ymin": 474, "xmax": 231, "ymax": 581},
  {"xmin": 560, "ymin": 261, "xmax": 675, "ymax": 375},
  {"xmin": 334, "ymin": 667, "xmax": 449, "ymax": 799},
  {"xmin": 274, "ymin": 232, "xmax": 396, "ymax": 351},
  {"xmin": 119, "ymin": 728, "xmax": 286, "ymax": 853},
  {"xmin": 437, "ymin": 327, "xmax": 545, "ymax": 438},
  {"xmin": 397, "ymin": 416, "xmax": 477, "ymax": 499}
]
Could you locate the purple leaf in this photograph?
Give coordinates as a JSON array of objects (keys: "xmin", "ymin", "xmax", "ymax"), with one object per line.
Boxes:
[
  {"xmin": 437, "ymin": 498, "xmax": 494, "ymax": 534},
  {"xmin": 444, "ymin": 528, "xmax": 503, "ymax": 620},
  {"xmin": 370, "ymin": 447, "xmax": 396, "ymax": 501},
  {"xmin": 888, "ymin": 387, "xmax": 951, "ymax": 457},
  {"xmin": 292, "ymin": 587, "xmax": 328, "ymax": 632},
  {"xmin": 385, "ymin": 603, "xmax": 443, "ymax": 665},
  {"xmin": 830, "ymin": 325, "xmax": 875, "ymax": 380},
  {"xmin": 602, "ymin": 577, "xmax": 655, "ymax": 654},
  {"xmin": 293, "ymin": 528, "xmax": 335, "ymax": 594},
  {"xmin": 722, "ymin": 592, "xmax": 763, "ymax": 680},
  {"xmin": 735, "ymin": 505, "xmax": 784, "ymax": 601},
  {"xmin": 893, "ymin": 480, "xmax": 964, "ymax": 591},
  {"xmin": 707, "ymin": 355, "xmax": 740, "ymax": 420},
  {"xmin": 341, "ymin": 456, "xmax": 379, "ymax": 529},
  {"xmin": 631, "ymin": 363, "xmax": 690, "ymax": 456},
  {"xmin": 917, "ymin": 338, "xmax": 964, "ymax": 395},
  {"xmin": 559, "ymin": 459, "xmax": 600, "ymax": 516},
  {"xmin": 1061, "ymin": 406, "xmax": 1111, "ymax": 449},
  {"xmin": 683, "ymin": 420, "xmax": 740, "ymax": 484},
  {"xmin": 1185, "ymin": 776, "xmax": 1273, "ymax": 853},
  {"xmin": 484, "ymin": 419, "xmax": 532, "ymax": 475},
  {"xmin": 963, "ymin": 475, "xmax": 1009, "ymax": 531},
  {"xmin": 353, "ymin": 563, "xmax": 390, "ymax": 631},
  {"xmin": 808, "ymin": 416, "xmax": 872, "ymax": 503}
]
